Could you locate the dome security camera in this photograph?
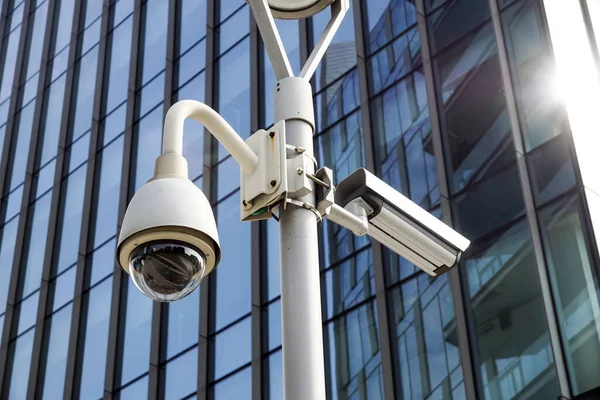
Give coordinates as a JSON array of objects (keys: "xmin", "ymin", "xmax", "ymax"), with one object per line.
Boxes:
[
  {"xmin": 116, "ymin": 155, "xmax": 221, "ymax": 302},
  {"xmin": 264, "ymin": 0, "xmax": 335, "ymax": 19}
]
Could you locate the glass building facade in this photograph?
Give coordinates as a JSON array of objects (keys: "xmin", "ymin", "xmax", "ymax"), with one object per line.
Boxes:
[{"xmin": 0, "ymin": 0, "xmax": 598, "ymax": 399}]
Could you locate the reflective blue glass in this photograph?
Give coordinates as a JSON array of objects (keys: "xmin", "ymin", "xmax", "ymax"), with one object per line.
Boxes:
[
  {"xmin": 40, "ymin": 74, "xmax": 67, "ymax": 165},
  {"xmin": 89, "ymin": 238, "xmax": 116, "ymax": 288},
  {"xmin": 140, "ymin": 0, "xmax": 168, "ymax": 84},
  {"xmin": 0, "ymin": 25, "xmax": 22, "ymax": 102},
  {"xmin": 179, "ymin": 0, "xmax": 207, "ymax": 54},
  {"xmin": 176, "ymin": 70, "xmax": 205, "ymax": 103},
  {"xmin": 84, "ymin": 0, "xmax": 103, "ymax": 28},
  {"xmin": 41, "ymin": 304, "xmax": 72, "ymax": 399},
  {"xmin": 82, "ymin": 16, "xmax": 102, "ymax": 55},
  {"xmin": 51, "ymin": 265, "xmax": 76, "ymax": 312},
  {"xmin": 214, "ymin": 192, "xmax": 251, "ymax": 330},
  {"xmin": 220, "ymin": 0, "xmax": 245, "ymax": 22},
  {"xmin": 364, "ymin": 0, "xmax": 417, "ymax": 55},
  {"xmin": 139, "ymin": 72, "xmax": 165, "ymax": 117},
  {"xmin": 326, "ymin": 300, "xmax": 384, "ymax": 399},
  {"xmin": 182, "ymin": 110, "xmax": 206, "ymax": 180},
  {"xmin": 165, "ymin": 348, "xmax": 198, "ymax": 400},
  {"xmin": 103, "ymin": 104, "xmax": 127, "ymax": 147},
  {"xmin": 134, "ymin": 105, "xmax": 163, "ymax": 190},
  {"xmin": 266, "ymin": 218, "xmax": 280, "ymax": 301},
  {"xmin": 7, "ymin": 330, "xmax": 34, "ymax": 400},
  {"xmin": 35, "ymin": 159, "xmax": 56, "ymax": 199},
  {"xmin": 67, "ymin": 131, "xmax": 91, "ymax": 173},
  {"xmin": 51, "ymin": 46, "xmax": 69, "ymax": 81},
  {"xmin": 79, "ymin": 278, "xmax": 112, "ymax": 399},
  {"xmin": 10, "ymin": 102, "xmax": 35, "ymax": 190},
  {"xmin": 371, "ymin": 72, "xmax": 439, "ymax": 209},
  {"xmin": 212, "ymin": 366, "xmax": 251, "ymax": 400},
  {"xmin": 315, "ymin": 69, "xmax": 359, "ymax": 132},
  {"xmin": 266, "ymin": 351, "xmax": 282, "ymax": 400},
  {"xmin": 463, "ymin": 218, "xmax": 558, "ymax": 399},
  {"xmin": 217, "ymin": 38, "xmax": 250, "ymax": 161},
  {"xmin": 267, "ymin": 300, "xmax": 281, "ymax": 351},
  {"xmin": 540, "ymin": 195, "xmax": 600, "ymax": 396},
  {"xmin": 16, "ymin": 291, "xmax": 39, "ymax": 336},
  {"xmin": 323, "ymin": 248, "xmax": 374, "ymax": 320},
  {"xmin": 21, "ymin": 192, "xmax": 52, "ymax": 298},
  {"xmin": 167, "ymin": 288, "xmax": 199, "ymax": 359},
  {"xmin": 121, "ymin": 279, "xmax": 153, "ymax": 385},
  {"xmin": 113, "ymin": 0, "xmax": 134, "ymax": 27},
  {"xmin": 177, "ymin": 40, "xmax": 206, "ymax": 88},
  {"xmin": 311, "ymin": 3, "xmax": 356, "ymax": 91},
  {"xmin": 94, "ymin": 136, "xmax": 124, "ymax": 247},
  {"xmin": 55, "ymin": 165, "xmax": 87, "ymax": 274},
  {"xmin": 213, "ymin": 317, "xmax": 251, "ymax": 380},
  {"xmin": 54, "ymin": 0, "xmax": 75, "ymax": 54},
  {"xmin": 0, "ymin": 218, "xmax": 20, "ymax": 315},
  {"xmin": 217, "ymin": 6, "xmax": 249, "ymax": 55},
  {"xmin": 72, "ymin": 46, "xmax": 99, "ymax": 141},
  {"xmin": 216, "ymin": 156, "xmax": 239, "ymax": 201},
  {"xmin": 105, "ymin": 16, "xmax": 133, "ymax": 114},
  {"xmin": 118, "ymin": 376, "xmax": 148, "ymax": 399},
  {"xmin": 4, "ymin": 184, "xmax": 23, "ymax": 222},
  {"xmin": 26, "ymin": 1, "xmax": 49, "ymax": 78}
]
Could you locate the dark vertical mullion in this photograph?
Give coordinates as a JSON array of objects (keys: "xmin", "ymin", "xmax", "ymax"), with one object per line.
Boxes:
[
  {"xmin": 351, "ymin": 1, "xmax": 395, "ymax": 398},
  {"xmin": 488, "ymin": 0, "xmax": 572, "ymax": 396},
  {"xmin": 63, "ymin": 0, "xmax": 111, "ymax": 398},
  {"xmin": 28, "ymin": 0, "xmax": 85, "ymax": 396},
  {"xmin": 0, "ymin": 0, "xmax": 31, "ymax": 206},
  {"xmin": 19, "ymin": 0, "xmax": 60, "ymax": 397},
  {"xmin": 147, "ymin": 0, "xmax": 177, "ymax": 398},
  {"xmin": 248, "ymin": 10, "xmax": 263, "ymax": 400},
  {"xmin": 0, "ymin": 0, "xmax": 35, "ymax": 395},
  {"xmin": 414, "ymin": 1, "xmax": 481, "ymax": 399},
  {"xmin": 104, "ymin": 0, "xmax": 142, "ymax": 396}
]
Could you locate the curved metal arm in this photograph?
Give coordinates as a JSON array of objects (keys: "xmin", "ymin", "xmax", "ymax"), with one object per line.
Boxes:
[{"xmin": 163, "ymin": 100, "xmax": 260, "ymax": 173}]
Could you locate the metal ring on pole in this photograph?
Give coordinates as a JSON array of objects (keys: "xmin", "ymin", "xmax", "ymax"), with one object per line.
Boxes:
[
  {"xmin": 285, "ymin": 198, "xmax": 323, "ymax": 222},
  {"xmin": 286, "ymin": 144, "xmax": 318, "ymax": 169}
]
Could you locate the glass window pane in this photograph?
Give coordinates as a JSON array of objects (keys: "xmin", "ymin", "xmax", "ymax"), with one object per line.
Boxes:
[
  {"xmin": 311, "ymin": 3, "xmax": 356, "ymax": 91},
  {"xmin": 41, "ymin": 304, "xmax": 72, "ymax": 399},
  {"xmin": 0, "ymin": 26, "xmax": 22, "ymax": 102},
  {"xmin": 371, "ymin": 71, "xmax": 439, "ymax": 209},
  {"xmin": 40, "ymin": 74, "xmax": 67, "ymax": 165},
  {"xmin": 134, "ymin": 105, "xmax": 163, "ymax": 190},
  {"xmin": 16, "ymin": 291, "xmax": 39, "ymax": 336},
  {"xmin": 138, "ymin": 72, "xmax": 165, "ymax": 117},
  {"xmin": 89, "ymin": 239, "xmax": 116, "ymax": 288},
  {"xmin": 368, "ymin": 28, "xmax": 422, "ymax": 96},
  {"xmin": 182, "ymin": 114, "xmax": 205, "ymax": 181},
  {"xmin": 121, "ymin": 279, "xmax": 153, "ymax": 385},
  {"xmin": 315, "ymin": 69, "xmax": 360, "ymax": 132},
  {"xmin": 4, "ymin": 185, "xmax": 23, "ymax": 222},
  {"xmin": 10, "ymin": 102, "xmax": 35, "ymax": 190},
  {"xmin": 82, "ymin": 13, "xmax": 102, "ymax": 54},
  {"xmin": 463, "ymin": 219, "xmax": 560, "ymax": 398},
  {"xmin": 0, "ymin": 218, "xmax": 20, "ymax": 315},
  {"xmin": 105, "ymin": 16, "xmax": 133, "ymax": 114},
  {"xmin": 54, "ymin": 0, "xmax": 75, "ymax": 54},
  {"xmin": 501, "ymin": 0, "xmax": 567, "ymax": 151},
  {"xmin": 177, "ymin": 40, "xmax": 206, "ymax": 88},
  {"xmin": 72, "ymin": 46, "xmax": 99, "ymax": 141},
  {"xmin": 167, "ymin": 288, "xmax": 199, "ymax": 359},
  {"xmin": 212, "ymin": 366, "xmax": 251, "ymax": 400},
  {"xmin": 213, "ymin": 317, "xmax": 251, "ymax": 381},
  {"xmin": 7, "ymin": 330, "xmax": 34, "ymax": 400},
  {"xmin": 93, "ymin": 136, "xmax": 124, "ymax": 247},
  {"xmin": 21, "ymin": 189, "xmax": 51, "ymax": 297},
  {"xmin": 165, "ymin": 348, "xmax": 198, "ymax": 400},
  {"xmin": 27, "ymin": 1, "xmax": 49, "ymax": 78},
  {"xmin": 67, "ymin": 132, "xmax": 91, "ymax": 173},
  {"xmin": 267, "ymin": 218, "xmax": 280, "ymax": 302},
  {"xmin": 56, "ymin": 165, "xmax": 87, "ymax": 274},
  {"xmin": 140, "ymin": 0, "xmax": 168, "ymax": 84},
  {"xmin": 452, "ymin": 163, "xmax": 524, "ymax": 241},
  {"xmin": 364, "ymin": 0, "xmax": 418, "ymax": 55},
  {"xmin": 323, "ymin": 248, "xmax": 374, "ymax": 319},
  {"xmin": 179, "ymin": 0, "xmax": 207, "ymax": 54},
  {"xmin": 216, "ymin": 156, "xmax": 238, "ymax": 201},
  {"xmin": 266, "ymin": 300, "xmax": 281, "ymax": 352},
  {"xmin": 176, "ymin": 71, "xmax": 205, "ymax": 103},
  {"xmin": 326, "ymin": 300, "xmax": 384, "ymax": 399},
  {"xmin": 540, "ymin": 195, "xmax": 600, "ymax": 396},
  {"xmin": 118, "ymin": 376, "xmax": 148, "ymax": 399},
  {"xmin": 102, "ymin": 104, "xmax": 127, "ymax": 147},
  {"xmin": 220, "ymin": 0, "xmax": 244, "ymax": 22},
  {"xmin": 113, "ymin": 0, "xmax": 134, "ymax": 27},
  {"xmin": 265, "ymin": 351, "xmax": 282, "ymax": 400},
  {"xmin": 35, "ymin": 159, "xmax": 56, "ymax": 199},
  {"xmin": 79, "ymin": 278, "xmax": 113, "ymax": 399},
  {"xmin": 216, "ymin": 39, "xmax": 250, "ymax": 162},
  {"xmin": 428, "ymin": 0, "xmax": 491, "ymax": 55},
  {"xmin": 433, "ymin": 23, "xmax": 515, "ymax": 194},
  {"xmin": 51, "ymin": 266, "xmax": 76, "ymax": 312},
  {"xmin": 217, "ymin": 6, "xmax": 248, "ymax": 55},
  {"xmin": 214, "ymin": 192, "xmax": 251, "ymax": 330}
]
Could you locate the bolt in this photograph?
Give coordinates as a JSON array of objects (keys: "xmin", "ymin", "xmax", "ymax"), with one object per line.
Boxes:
[
  {"xmin": 296, "ymin": 168, "xmax": 303, "ymax": 175},
  {"xmin": 270, "ymin": 180, "xmax": 277, "ymax": 187},
  {"xmin": 269, "ymin": 131, "xmax": 275, "ymax": 138}
]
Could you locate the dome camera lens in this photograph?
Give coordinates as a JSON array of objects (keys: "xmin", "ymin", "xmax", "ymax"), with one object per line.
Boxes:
[{"xmin": 129, "ymin": 241, "xmax": 206, "ymax": 302}]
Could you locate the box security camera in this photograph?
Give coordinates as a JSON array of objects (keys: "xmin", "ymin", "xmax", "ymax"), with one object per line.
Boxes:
[{"xmin": 335, "ymin": 169, "xmax": 470, "ymax": 276}]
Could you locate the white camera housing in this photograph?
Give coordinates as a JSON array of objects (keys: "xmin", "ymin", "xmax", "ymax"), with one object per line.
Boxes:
[{"xmin": 335, "ymin": 169, "xmax": 470, "ymax": 276}]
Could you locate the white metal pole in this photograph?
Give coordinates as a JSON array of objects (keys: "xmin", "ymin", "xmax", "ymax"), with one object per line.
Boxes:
[{"xmin": 275, "ymin": 77, "xmax": 326, "ymax": 400}]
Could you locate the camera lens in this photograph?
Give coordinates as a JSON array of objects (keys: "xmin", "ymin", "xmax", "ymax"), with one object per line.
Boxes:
[{"xmin": 129, "ymin": 241, "xmax": 206, "ymax": 302}]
